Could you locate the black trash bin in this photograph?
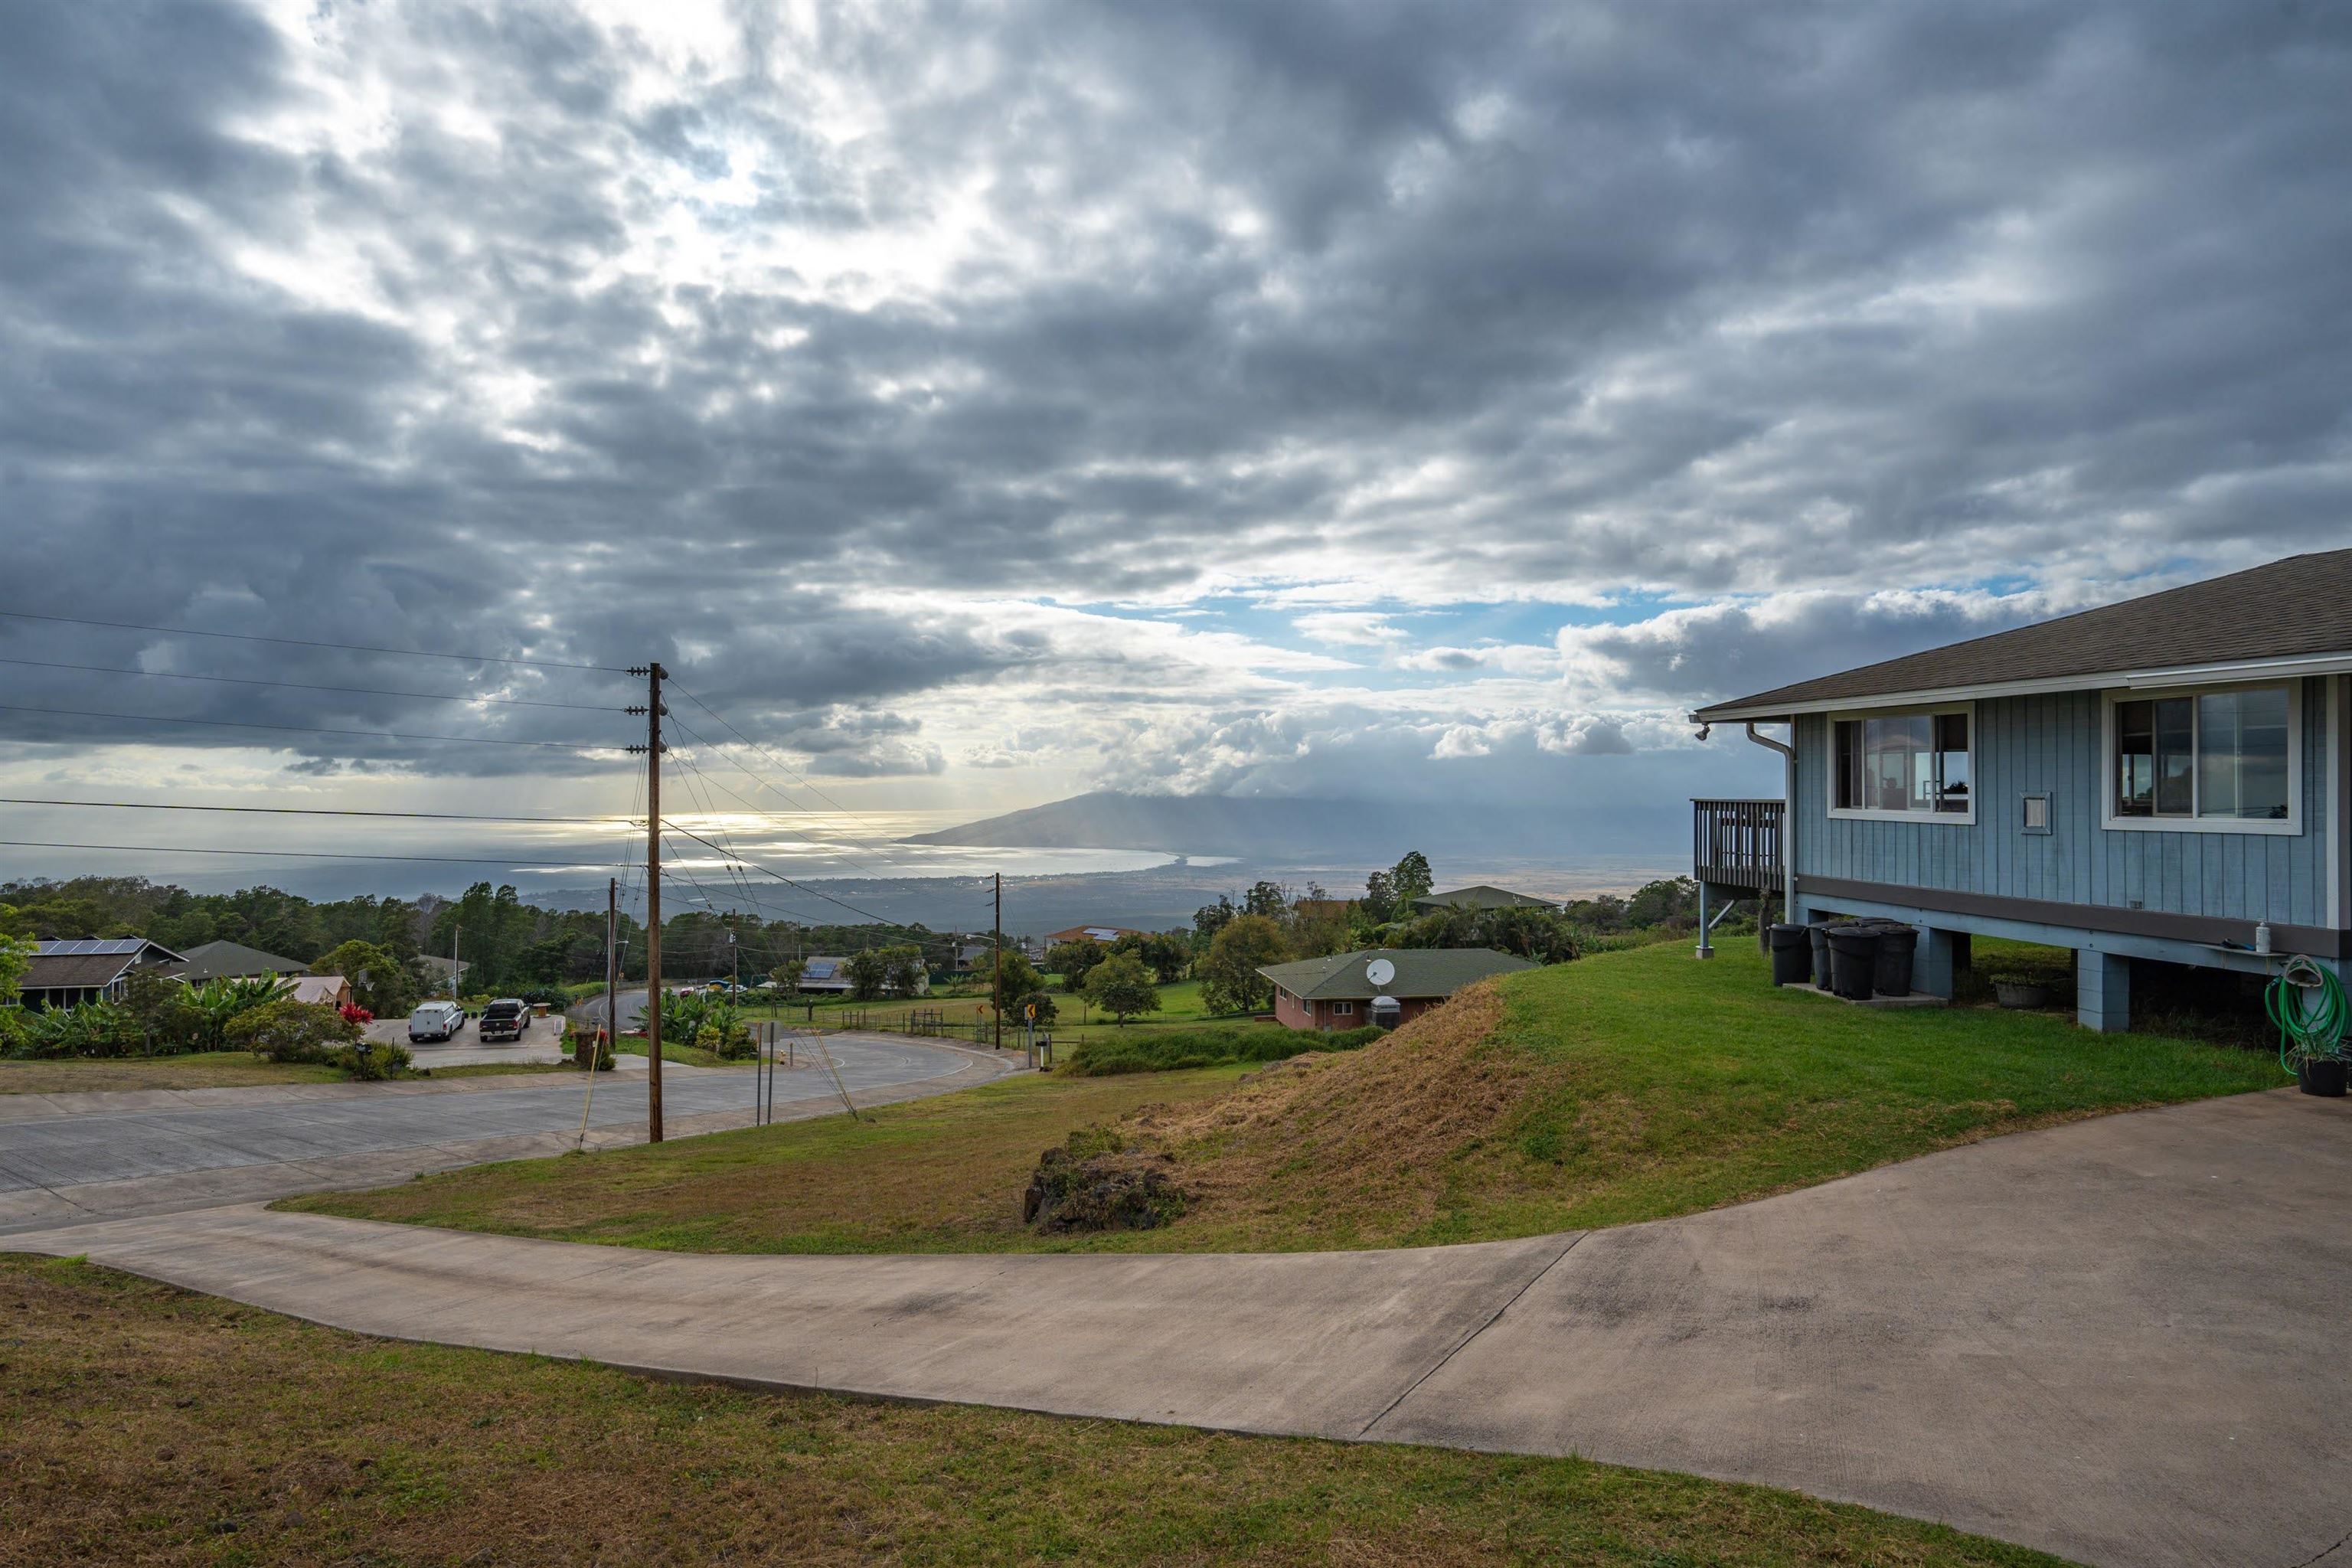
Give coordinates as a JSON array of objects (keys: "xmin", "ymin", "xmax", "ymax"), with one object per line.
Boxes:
[
  {"xmin": 1808, "ymin": 924, "xmax": 1831, "ymax": 988},
  {"xmin": 1825, "ymin": 926, "xmax": 1878, "ymax": 1000},
  {"xmin": 1871, "ymin": 925, "xmax": 1919, "ymax": 997},
  {"xmin": 1767, "ymin": 924, "xmax": 1810, "ymax": 986}
]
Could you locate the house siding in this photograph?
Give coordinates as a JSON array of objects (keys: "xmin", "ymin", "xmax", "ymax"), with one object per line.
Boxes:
[{"xmin": 1795, "ymin": 679, "xmax": 2335, "ymax": 927}]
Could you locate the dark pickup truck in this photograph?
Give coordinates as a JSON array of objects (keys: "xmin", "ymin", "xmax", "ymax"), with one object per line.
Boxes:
[{"xmin": 478, "ymin": 998, "xmax": 531, "ymax": 1043}]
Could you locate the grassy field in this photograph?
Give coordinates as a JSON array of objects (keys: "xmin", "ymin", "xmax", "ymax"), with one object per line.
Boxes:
[
  {"xmin": 614, "ymin": 1038, "xmax": 750, "ymax": 1070},
  {"xmin": 289, "ymin": 940, "xmax": 2285, "ymax": 1256},
  {"xmin": 0, "ymin": 1255, "xmax": 2066, "ymax": 1567},
  {"xmin": 288, "ymin": 1067, "xmax": 1250, "ymax": 1251},
  {"xmin": 0, "ymin": 1051, "xmax": 350, "ymax": 1095}
]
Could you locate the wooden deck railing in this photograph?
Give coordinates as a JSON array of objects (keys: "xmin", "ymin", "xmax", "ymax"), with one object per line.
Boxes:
[{"xmin": 1693, "ymin": 797, "xmax": 1785, "ymax": 892}]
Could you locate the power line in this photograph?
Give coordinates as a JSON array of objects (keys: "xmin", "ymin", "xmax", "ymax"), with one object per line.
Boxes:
[
  {"xmin": 661, "ymin": 818, "xmax": 949, "ymax": 936},
  {"xmin": 0, "ymin": 609, "xmax": 629, "ymax": 674},
  {"xmin": 0, "ymin": 657, "xmax": 629, "ymax": 711},
  {"xmin": 0, "ymin": 797, "xmax": 642, "ymax": 825},
  {"xmin": 0, "ymin": 838, "xmax": 632, "ymax": 868},
  {"xmin": 659, "ymin": 733, "xmax": 917, "ymax": 885},
  {"xmin": 0, "ymin": 703, "xmax": 619, "ymax": 751},
  {"xmin": 665, "ymin": 681, "xmax": 910, "ymax": 856}
]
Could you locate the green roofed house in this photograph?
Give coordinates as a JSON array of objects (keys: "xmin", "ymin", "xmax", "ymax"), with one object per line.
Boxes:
[
  {"xmin": 1259, "ymin": 947, "xmax": 1535, "ymax": 1032},
  {"xmin": 1410, "ymin": 884, "xmax": 1559, "ymax": 913}
]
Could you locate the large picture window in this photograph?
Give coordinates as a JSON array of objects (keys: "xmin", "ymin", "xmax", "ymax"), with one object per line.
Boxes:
[
  {"xmin": 1832, "ymin": 708, "xmax": 1971, "ymax": 819},
  {"xmin": 2113, "ymin": 685, "xmax": 2290, "ymax": 822}
]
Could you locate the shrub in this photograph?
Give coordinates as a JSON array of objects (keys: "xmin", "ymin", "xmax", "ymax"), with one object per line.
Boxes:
[
  {"xmin": 1064, "ymin": 1024, "xmax": 1382, "ymax": 1076},
  {"xmin": 1082, "ymin": 954, "xmax": 1162, "ymax": 1025},
  {"xmin": 227, "ymin": 999, "xmax": 362, "ymax": 1064},
  {"xmin": 13, "ymin": 1001, "xmax": 146, "ymax": 1060},
  {"xmin": 338, "ymin": 1038, "xmax": 412, "ymax": 1080}
]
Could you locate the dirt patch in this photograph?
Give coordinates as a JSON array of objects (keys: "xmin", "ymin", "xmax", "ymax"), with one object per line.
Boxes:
[{"xmin": 1122, "ymin": 981, "xmax": 1543, "ymax": 1240}]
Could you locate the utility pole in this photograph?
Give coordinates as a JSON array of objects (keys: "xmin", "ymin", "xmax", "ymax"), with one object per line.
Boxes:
[
  {"xmin": 629, "ymin": 662, "xmax": 667, "ymax": 1142},
  {"xmin": 992, "ymin": 871, "xmax": 1003, "ymax": 1054},
  {"xmin": 603, "ymin": 876, "xmax": 617, "ymax": 1067},
  {"xmin": 449, "ymin": 926, "xmax": 460, "ymax": 1001}
]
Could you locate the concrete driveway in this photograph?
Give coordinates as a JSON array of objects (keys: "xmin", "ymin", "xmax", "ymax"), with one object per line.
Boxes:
[
  {"xmin": 11, "ymin": 1088, "xmax": 2347, "ymax": 1568},
  {"xmin": 0, "ymin": 1034, "xmax": 1011, "ymax": 1233}
]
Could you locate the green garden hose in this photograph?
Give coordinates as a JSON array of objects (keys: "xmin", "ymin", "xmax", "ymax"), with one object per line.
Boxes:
[{"xmin": 2265, "ymin": 955, "xmax": 2348, "ymax": 1075}]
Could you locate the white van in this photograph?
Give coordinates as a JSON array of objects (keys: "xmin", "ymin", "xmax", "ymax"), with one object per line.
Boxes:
[{"xmin": 407, "ymin": 1001, "xmax": 464, "ymax": 1043}]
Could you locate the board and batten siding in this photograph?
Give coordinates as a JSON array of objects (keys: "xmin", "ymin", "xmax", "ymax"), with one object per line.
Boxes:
[{"xmin": 1792, "ymin": 681, "xmax": 2335, "ymax": 927}]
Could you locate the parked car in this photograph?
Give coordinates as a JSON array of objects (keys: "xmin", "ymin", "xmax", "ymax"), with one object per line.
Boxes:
[
  {"xmin": 407, "ymin": 1001, "xmax": 464, "ymax": 1044},
  {"xmin": 478, "ymin": 998, "xmax": 531, "ymax": 1042}
]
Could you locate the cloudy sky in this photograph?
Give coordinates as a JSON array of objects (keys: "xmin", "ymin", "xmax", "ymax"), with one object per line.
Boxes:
[{"xmin": 4, "ymin": 0, "xmax": 2349, "ymax": 885}]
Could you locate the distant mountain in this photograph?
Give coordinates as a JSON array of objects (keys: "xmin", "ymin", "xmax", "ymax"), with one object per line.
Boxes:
[{"xmin": 903, "ymin": 790, "xmax": 1684, "ymax": 864}]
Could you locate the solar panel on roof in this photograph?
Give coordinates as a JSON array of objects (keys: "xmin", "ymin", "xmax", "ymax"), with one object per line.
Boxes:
[
  {"xmin": 34, "ymin": 938, "xmax": 149, "ymax": 956},
  {"xmin": 804, "ymin": 960, "xmax": 838, "ymax": 978}
]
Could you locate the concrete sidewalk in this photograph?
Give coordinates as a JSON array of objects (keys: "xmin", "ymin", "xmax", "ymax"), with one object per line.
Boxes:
[{"xmin": 9, "ymin": 1089, "xmax": 2347, "ymax": 1568}]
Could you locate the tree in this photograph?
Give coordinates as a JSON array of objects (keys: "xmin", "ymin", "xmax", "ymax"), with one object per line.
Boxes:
[
  {"xmin": 993, "ymin": 949, "xmax": 1044, "ymax": 1009},
  {"xmin": 1045, "ymin": 938, "xmax": 1106, "ymax": 992},
  {"xmin": 1192, "ymin": 895, "xmax": 1236, "ymax": 949},
  {"xmin": 1362, "ymin": 869, "xmax": 1397, "ymax": 924},
  {"xmin": 1623, "ymin": 877, "xmax": 1700, "ymax": 930},
  {"xmin": 1138, "ymin": 932, "xmax": 1191, "ymax": 985},
  {"xmin": 119, "ymin": 966, "xmax": 201, "ymax": 1053},
  {"xmin": 0, "ymin": 932, "xmax": 31, "ymax": 1051},
  {"xmin": 1083, "ymin": 953, "xmax": 1161, "ymax": 1026},
  {"xmin": 881, "ymin": 944, "xmax": 926, "ymax": 998},
  {"xmin": 846, "ymin": 948, "xmax": 887, "ymax": 1001},
  {"xmin": 769, "ymin": 957, "xmax": 806, "ymax": 995},
  {"xmin": 1243, "ymin": 880, "xmax": 1292, "ymax": 920},
  {"xmin": 1389, "ymin": 851, "xmax": 1434, "ymax": 910},
  {"xmin": 1195, "ymin": 913, "xmax": 1289, "ymax": 1015},
  {"xmin": 314, "ymin": 939, "xmax": 419, "ymax": 1018}
]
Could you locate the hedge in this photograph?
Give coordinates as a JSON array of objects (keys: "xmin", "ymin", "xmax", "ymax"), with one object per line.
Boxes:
[{"xmin": 1063, "ymin": 1024, "xmax": 1383, "ymax": 1076}]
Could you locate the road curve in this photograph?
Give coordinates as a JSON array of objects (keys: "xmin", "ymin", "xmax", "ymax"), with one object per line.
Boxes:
[{"xmin": 0, "ymin": 1034, "xmax": 1013, "ymax": 1233}]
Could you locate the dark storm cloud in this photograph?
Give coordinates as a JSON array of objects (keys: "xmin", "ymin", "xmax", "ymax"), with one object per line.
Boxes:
[{"xmin": 2, "ymin": 0, "xmax": 2348, "ymax": 782}]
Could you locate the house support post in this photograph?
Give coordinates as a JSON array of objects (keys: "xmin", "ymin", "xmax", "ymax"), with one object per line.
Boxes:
[
  {"xmin": 1911, "ymin": 927, "xmax": 1956, "ymax": 1000},
  {"xmin": 2077, "ymin": 951, "xmax": 2132, "ymax": 1034},
  {"xmin": 1695, "ymin": 881, "xmax": 1713, "ymax": 959}
]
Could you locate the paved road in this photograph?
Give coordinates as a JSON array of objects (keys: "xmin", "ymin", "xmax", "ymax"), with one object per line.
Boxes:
[
  {"xmin": 14, "ymin": 1089, "xmax": 2347, "ymax": 1568},
  {"xmin": 0, "ymin": 1034, "xmax": 1010, "ymax": 1233}
]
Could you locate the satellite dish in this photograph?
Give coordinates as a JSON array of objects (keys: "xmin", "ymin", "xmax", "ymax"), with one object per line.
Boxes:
[{"xmin": 1364, "ymin": 958, "xmax": 1396, "ymax": 987}]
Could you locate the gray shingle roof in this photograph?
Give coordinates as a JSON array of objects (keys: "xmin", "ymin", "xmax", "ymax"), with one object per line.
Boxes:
[
  {"xmin": 1257, "ymin": 946, "xmax": 1536, "ymax": 1001},
  {"xmin": 165, "ymin": 939, "xmax": 309, "ymax": 982},
  {"xmin": 1694, "ymin": 549, "xmax": 2352, "ymax": 720}
]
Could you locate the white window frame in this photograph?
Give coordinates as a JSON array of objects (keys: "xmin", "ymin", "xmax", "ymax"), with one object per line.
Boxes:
[
  {"xmin": 1330, "ymin": 999, "xmax": 1354, "ymax": 1016},
  {"xmin": 2099, "ymin": 679, "xmax": 2302, "ymax": 836},
  {"xmin": 1825, "ymin": 702, "xmax": 1978, "ymax": 825}
]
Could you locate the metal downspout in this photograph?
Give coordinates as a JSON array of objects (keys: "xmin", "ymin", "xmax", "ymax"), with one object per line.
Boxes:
[{"xmin": 1745, "ymin": 721, "xmax": 1796, "ymax": 922}]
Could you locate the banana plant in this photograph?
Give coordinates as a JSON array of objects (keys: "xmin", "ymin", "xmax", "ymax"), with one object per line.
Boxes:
[{"xmin": 181, "ymin": 975, "xmax": 293, "ymax": 1050}]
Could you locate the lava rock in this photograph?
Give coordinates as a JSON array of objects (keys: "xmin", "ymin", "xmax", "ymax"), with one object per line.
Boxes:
[{"xmin": 1023, "ymin": 1145, "xmax": 1187, "ymax": 1232}]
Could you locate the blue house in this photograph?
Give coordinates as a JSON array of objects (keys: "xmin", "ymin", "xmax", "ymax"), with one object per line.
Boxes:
[{"xmin": 1690, "ymin": 550, "xmax": 2352, "ymax": 1031}]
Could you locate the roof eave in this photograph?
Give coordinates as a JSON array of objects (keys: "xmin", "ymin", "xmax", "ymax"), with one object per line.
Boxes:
[{"xmin": 1694, "ymin": 648, "xmax": 2352, "ymax": 727}]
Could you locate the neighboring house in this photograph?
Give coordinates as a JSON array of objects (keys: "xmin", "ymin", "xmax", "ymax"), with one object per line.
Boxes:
[
  {"xmin": 1044, "ymin": 924, "xmax": 1144, "ymax": 946},
  {"xmin": 413, "ymin": 954, "xmax": 471, "ymax": 992},
  {"xmin": 788, "ymin": 956, "xmax": 929, "ymax": 996},
  {"xmin": 1258, "ymin": 947, "xmax": 1536, "ymax": 1032},
  {"xmin": 15, "ymin": 937, "xmax": 186, "ymax": 1010},
  {"xmin": 285, "ymin": 975, "xmax": 354, "ymax": 1011},
  {"xmin": 1410, "ymin": 885, "xmax": 1558, "ymax": 914},
  {"xmin": 1689, "ymin": 548, "xmax": 2352, "ymax": 1032},
  {"xmin": 952, "ymin": 942, "xmax": 995, "ymax": 973},
  {"xmin": 164, "ymin": 939, "xmax": 309, "ymax": 983}
]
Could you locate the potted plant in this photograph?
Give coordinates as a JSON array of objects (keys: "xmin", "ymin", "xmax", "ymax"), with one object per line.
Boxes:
[
  {"xmin": 2268, "ymin": 957, "xmax": 2348, "ymax": 1097},
  {"xmin": 2292, "ymin": 1048, "xmax": 2348, "ymax": 1098},
  {"xmin": 1980, "ymin": 949, "xmax": 2073, "ymax": 1010}
]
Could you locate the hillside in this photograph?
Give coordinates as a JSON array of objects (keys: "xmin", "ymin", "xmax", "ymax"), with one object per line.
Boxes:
[{"xmin": 1107, "ymin": 940, "xmax": 2282, "ymax": 1250}]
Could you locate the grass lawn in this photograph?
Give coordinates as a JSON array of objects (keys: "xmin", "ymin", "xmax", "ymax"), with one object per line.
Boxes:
[
  {"xmin": 0, "ymin": 1051, "xmax": 348, "ymax": 1095},
  {"xmin": 1, "ymin": 1256, "xmax": 2065, "ymax": 1568},
  {"xmin": 286, "ymin": 939, "xmax": 2285, "ymax": 1256},
  {"xmin": 287, "ymin": 1067, "xmax": 1252, "ymax": 1251},
  {"xmin": 614, "ymin": 1038, "xmax": 750, "ymax": 1070}
]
